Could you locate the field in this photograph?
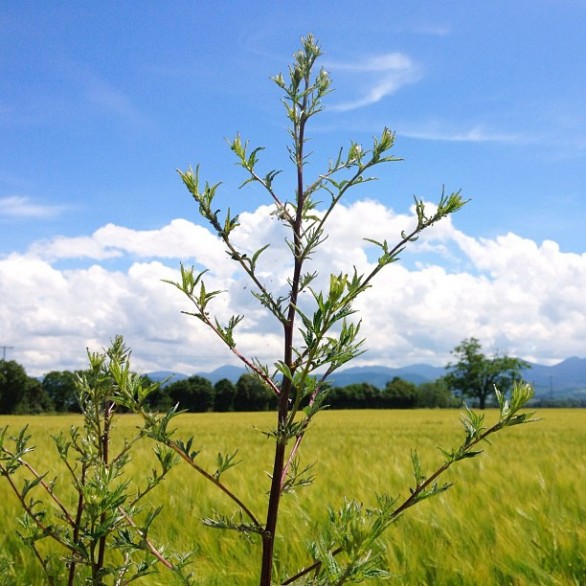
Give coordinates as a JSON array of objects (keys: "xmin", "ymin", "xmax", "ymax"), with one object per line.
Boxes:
[{"xmin": 1, "ymin": 409, "xmax": 584, "ymax": 585}]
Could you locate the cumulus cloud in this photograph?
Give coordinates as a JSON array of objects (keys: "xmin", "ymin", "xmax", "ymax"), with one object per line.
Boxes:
[
  {"xmin": 1, "ymin": 200, "xmax": 585, "ymax": 376},
  {"xmin": 29, "ymin": 219, "xmax": 229, "ymax": 270},
  {"xmin": 327, "ymin": 53, "xmax": 422, "ymax": 112}
]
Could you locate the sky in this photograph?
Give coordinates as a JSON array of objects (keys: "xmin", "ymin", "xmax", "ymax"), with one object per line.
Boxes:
[{"xmin": 1, "ymin": 1, "xmax": 585, "ymax": 377}]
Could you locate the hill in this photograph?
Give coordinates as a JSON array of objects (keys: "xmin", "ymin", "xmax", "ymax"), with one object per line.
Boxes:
[{"xmin": 147, "ymin": 357, "xmax": 586, "ymax": 400}]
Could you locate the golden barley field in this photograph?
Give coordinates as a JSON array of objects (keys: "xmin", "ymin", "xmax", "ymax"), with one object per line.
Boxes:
[{"xmin": 1, "ymin": 409, "xmax": 584, "ymax": 585}]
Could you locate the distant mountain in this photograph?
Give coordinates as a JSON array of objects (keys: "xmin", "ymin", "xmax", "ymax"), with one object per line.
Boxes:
[
  {"xmin": 522, "ymin": 357, "xmax": 586, "ymax": 398},
  {"xmin": 328, "ymin": 364, "xmax": 445, "ymax": 388},
  {"xmin": 146, "ymin": 371, "xmax": 189, "ymax": 385},
  {"xmin": 146, "ymin": 357, "xmax": 586, "ymax": 399},
  {"xmin": 195, "ymin": 365, "xmax": 246, "ymax": 384},
  {"xmin": 146, "ymin": 365, "xmax": 246, "ymax": 386}
]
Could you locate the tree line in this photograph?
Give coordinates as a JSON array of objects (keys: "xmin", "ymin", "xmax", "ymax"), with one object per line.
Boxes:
[
  {"xmin": 0, "ymin": 337, "xmax": 542, "ymax": 414},
  {"xmin": 0, "ymin": 362, "xmax": 458, "ymax": 415}
]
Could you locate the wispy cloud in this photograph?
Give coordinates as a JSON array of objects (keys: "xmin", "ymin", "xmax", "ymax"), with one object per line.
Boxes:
[
  {"xmin": 0, "ymin": 196, "xmax": 66, "ymax": 219},
  {"xmin": 84, "ymin": 76, "xmax": 151, "ymax": 128},
  {"xmin": 327, "ymin": 53, "xmax": 422, "ymax": 112},
  {"xmin": 412, "ymin": 23, "xmax": 451, "ymax": 37},
  {"xmin": 398, "ymin": 123, "xmax": 520, "ymax": 143}
]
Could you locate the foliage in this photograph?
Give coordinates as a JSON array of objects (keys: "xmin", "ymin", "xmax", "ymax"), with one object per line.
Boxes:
[
  {"xmin": 0, "ymin": 35, "xmax": 538, "ymax": 585},
  {"xmin": 213, "ymin": 378, "xmax": 237, "ymax": 412},
  {"xmin": 0, "ymin": 339, "xmax": 190, "ymax": 585},
  {"xmin": 167, "ymin": 375, "xmax": 215, "ymax": 413},
  {"xmin": 327, "ymin": 383, "xmax": 380, "ymax": 409},
  {"xmin": 155, "ymin": 32, "xmax": 476, "ymax": 585},
  {"xmin": 445, "ymin": 337, "xmax": 530, "ymax": 409},
  {"xmin": 415, "ymin": 378, "xmax": 461, "ymax": 408},
  {"xmin": 117, "ymin": 35, "xmax": 531, "ymax": 585},
  {"xmin": 42, "ymin": 370, "xmax": 80, "ymax": 413},
  {"xmin": 234, "ymin": 374, "xmax": 277, "ymax": 412},
  {"xmin": 0, "ymin": 361, "xmax": 462, "ymax": 414},
  {"xmin": 0, "ymin": 359, "xmax": 51, "ymax": 414},
  {"xmin": 2, "ymin": 410, "xmax": 583, "ymax": 585},
  {"xmin": 382, "ymin": 377, "xmax": 419, "ymax": 408}
]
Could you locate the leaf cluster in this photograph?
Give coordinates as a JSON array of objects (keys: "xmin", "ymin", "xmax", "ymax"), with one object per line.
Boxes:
[
  {"xmin": 0, "ymin": 35, "xmax": 539, "ymax": 586},
  {"xmin": 0, "ymin": 337, "xmax": 191, "ymax": 585}
]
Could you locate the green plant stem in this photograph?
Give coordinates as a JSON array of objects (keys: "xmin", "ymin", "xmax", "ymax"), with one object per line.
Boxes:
[
  {"xmin": 68, "ymin": 464, "xmax": 87, "ymax": 586},
  {"xmin": 16, "ymin": 458, "xmax": 76, "ymax": 525},
  {"xmin": 118, "ymin": 507, "xmax": 174, "ymax": 570},
  {"xmin": 97, "ymin": 401, "xmax": 113, "ymax": 574},
  {"xmin": 30, "ymin": 542, "xmax": 56, "ymax": 586},
  {"xmin": 260, "ymin": 70, "xmax": 310, "ymax": 586}
]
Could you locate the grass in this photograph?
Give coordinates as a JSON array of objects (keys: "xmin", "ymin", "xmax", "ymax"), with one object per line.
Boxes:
[{"xmin": 0, "ymin": 409, "xmax": 584, "ymax": 585}]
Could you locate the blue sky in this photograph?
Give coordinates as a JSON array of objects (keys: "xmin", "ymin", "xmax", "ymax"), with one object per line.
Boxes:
[{"xmin": 1, "ymin": 1, "xmax": 585, "ymax": 375}]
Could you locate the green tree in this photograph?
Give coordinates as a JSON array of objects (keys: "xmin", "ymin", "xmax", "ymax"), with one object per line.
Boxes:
[
  {"xmin": 42, "ymin": 370, "xmax": 79, "ymax": 412},
  {"xmin": 214, "ymin": 378, "xmax": 236, "ymax": 412},
  {"xmin": 234, "ymin": 374, "xmax": 276, "ymax": 412},
  {"xmin": 0, "ymin": 360, "xmax": 33, "ymax": 414},
  {"xmin": 107, "ymin": 36, "xmax": 535, "ymax": 585},
  {"xmin": 382, "ymin": 377, "xmax": 418, "ymax": 409},
  {"xmin": 327, "ymin": 383, "xmax": 378, "ymax": 409},
  {"xmin": 416, "ymin": 379, "xmax": 459, "ymax": 409},
  {"xmin": 167, "ymin": 375, "xmax": 214, "ymax": 412},
  {"xmin": 445, "ymin": 338, "xmax": 530, "ymax": 409},
  {"xmin": 15, "ymin": 378, "xmax": 54, "ymax": 414}
]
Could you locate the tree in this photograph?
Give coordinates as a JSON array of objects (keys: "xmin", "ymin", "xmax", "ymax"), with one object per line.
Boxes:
[
  {"xmin": 214, "ymin": 378, "xmax": 236, "ymax": 412},
  {"xmin": 234, "ymin": 374, "xmax": 276, "ymax": 412},
  {"xmin": 167, "ymin": 375, "xmax": 214, "ymax": 412},
  {"xmin": 445, "ymin": 338, "xmax": 530, "ymax": 409},
  {"xmin": 42, "ymin": 370, "xmax": 79, "ymax": 412},
  {"xmin": 416, "ymin": 379, "xmax": 459, "ymax": 409},
  {"xmin": 327, "ymin": 383, "xmax": 379, "ymax": 409},
  {"xmin": 11, "ymin": 35, "xmax": 533, "ymax": 585},
  {"xmin": 382, "ymin": 377, "xmax": 418, "ymax": 409},
  {"xmin": 0, "ymin": 360, "xmax": 34, "ymax": 414},
  {"xmin": 15, "ymin": 378, "xmax": 53, "ymax": 414}
]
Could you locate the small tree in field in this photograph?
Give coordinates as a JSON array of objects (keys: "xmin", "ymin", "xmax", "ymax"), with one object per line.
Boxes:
[
  {"xmin": 445, "ymin": 337, "xmax": 530, "ymax": 409},
  {"xmin": 1, "ymin": 35, "xmax": 536, "ymax": 585},
  {"xmin": 121, "ymin": 35, "xmax": 534, "ymax": 584}
]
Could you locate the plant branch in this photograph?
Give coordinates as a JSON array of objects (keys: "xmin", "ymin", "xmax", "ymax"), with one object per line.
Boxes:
[{"xmin": 282, "ymin": 384, "xmax": 536, "ymax": 583}]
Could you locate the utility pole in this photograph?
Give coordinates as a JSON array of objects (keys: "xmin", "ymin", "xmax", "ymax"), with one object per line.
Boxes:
[{"xmin": 1, "ymin": 345, "xmax": 14, "ymax": 361}]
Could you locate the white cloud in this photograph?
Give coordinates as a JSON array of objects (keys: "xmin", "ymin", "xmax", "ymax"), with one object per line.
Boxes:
[
  {"xmin": 29, "ymin": 219, "xmax": 228, "ymax": 271},
  {"xmin": 327, "ymin": 53, "xmax": 422, "ymax": 112},
  {"xmin": 398, "ymin": 123, "xmax": 520, "ymax": 143},
  {"xmin": 84, "ymin": 75, "xmax": 151, "ymax": 128},
  {"xmin": 1, "ymin": 200, "xmax": 585, "ymax": 376},
  {"xmin": 0, "ymin": 195, "xmax": 66, "ymax": 219}
]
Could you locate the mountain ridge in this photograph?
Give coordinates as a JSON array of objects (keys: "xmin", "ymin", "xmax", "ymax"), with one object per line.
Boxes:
[{"xmin": 147, "ymin": 357, "xmax": 586, "ymax": 399}]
